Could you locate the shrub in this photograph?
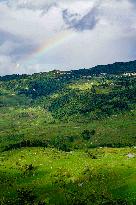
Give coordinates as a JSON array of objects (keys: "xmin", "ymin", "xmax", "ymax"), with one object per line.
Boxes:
[
  {"xmin": 17, "ymin": 188, "xmax": 36, "ymax": 205},
  {"xmin": 81, "ymin": 129, "xmax": 95, "ymax": 140}
]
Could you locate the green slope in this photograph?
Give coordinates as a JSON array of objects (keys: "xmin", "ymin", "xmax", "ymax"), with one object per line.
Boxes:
[
  {"xmin": 0, "ymin": 60, "xmax": 136, "ymax": 204},
  {"xmin": 0, "ymin": 147, "xmax": 136, "ymax": 204}
]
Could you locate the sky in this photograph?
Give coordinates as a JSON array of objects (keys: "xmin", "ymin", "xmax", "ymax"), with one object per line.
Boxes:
[{"xmin": 0, "ymin": 0, "xmax": 136, "ymax": 75}]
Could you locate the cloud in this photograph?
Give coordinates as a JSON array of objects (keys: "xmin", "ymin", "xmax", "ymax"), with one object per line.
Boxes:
[
  {"xmin": 0, "ymin": 55, "xmax": 16, "ymax": 75},
  {"xmin": 0, "ymin": 29, "xmax": 38, "ymax": 62},
  {"xmin": 0, "ymin": 41, "xmax": 17, "ymax": 55},
  {"xmin": 62, "ymin": 6, "xmax": 99, "ymax": 31},
  {"xmin": 5, "ymin": 0, "xmax": 56, "ymax": 10},
  {"xmin": 0, "ymin": 0, "xmax": 136, "ymax": 75},
  {"xmin": 0, "ymin": 4, "xmax": 63, "ymax": 42}
]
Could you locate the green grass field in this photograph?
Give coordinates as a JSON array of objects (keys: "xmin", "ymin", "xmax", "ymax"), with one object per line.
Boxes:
[
  {"xmin": 0, "ymin": 107, "xmax": 136, "ymax": 204},
  {"xmin": 0, "ymin": 147, "xmax": 136, "ymax": 204}
]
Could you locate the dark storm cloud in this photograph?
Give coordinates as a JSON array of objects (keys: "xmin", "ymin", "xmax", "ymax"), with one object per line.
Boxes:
[{"xmin": 63, "ymin": 7, "xmax": 99, "ymax": 31}]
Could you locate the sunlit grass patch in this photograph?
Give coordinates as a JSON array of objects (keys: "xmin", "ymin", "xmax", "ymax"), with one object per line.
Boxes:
[
  {"xmin": 68, "ymin": 80, "xmax": 99, "ymax": 91},
  {"xmin": 0, "ymin": 147, "xmax": 136, "ymax": 204}
]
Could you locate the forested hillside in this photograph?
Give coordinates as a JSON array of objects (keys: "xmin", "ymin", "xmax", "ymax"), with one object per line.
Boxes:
[
  {"xmin": 0, "ymin": 60, "xmax": 136, "ymax": 204},
  {"xmin": 1, "ymin": 60, "xmax": 136, "ymax": 120}
]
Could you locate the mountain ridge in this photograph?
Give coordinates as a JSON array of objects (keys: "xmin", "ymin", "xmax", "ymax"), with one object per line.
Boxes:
[{"xmin": 1, "ymin": 59, "xmax": 136, "ymax": 80}]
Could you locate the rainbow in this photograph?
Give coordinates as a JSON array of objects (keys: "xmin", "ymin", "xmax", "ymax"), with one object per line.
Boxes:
[{"xmin": 24, "ymin": 30, "xmax": 76, "ymax": 64}]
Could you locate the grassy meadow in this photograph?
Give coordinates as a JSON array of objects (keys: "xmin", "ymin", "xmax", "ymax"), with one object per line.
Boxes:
[{"xmin": 1, "ymin": 147, "xmax": 136, "ymax": 204}]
